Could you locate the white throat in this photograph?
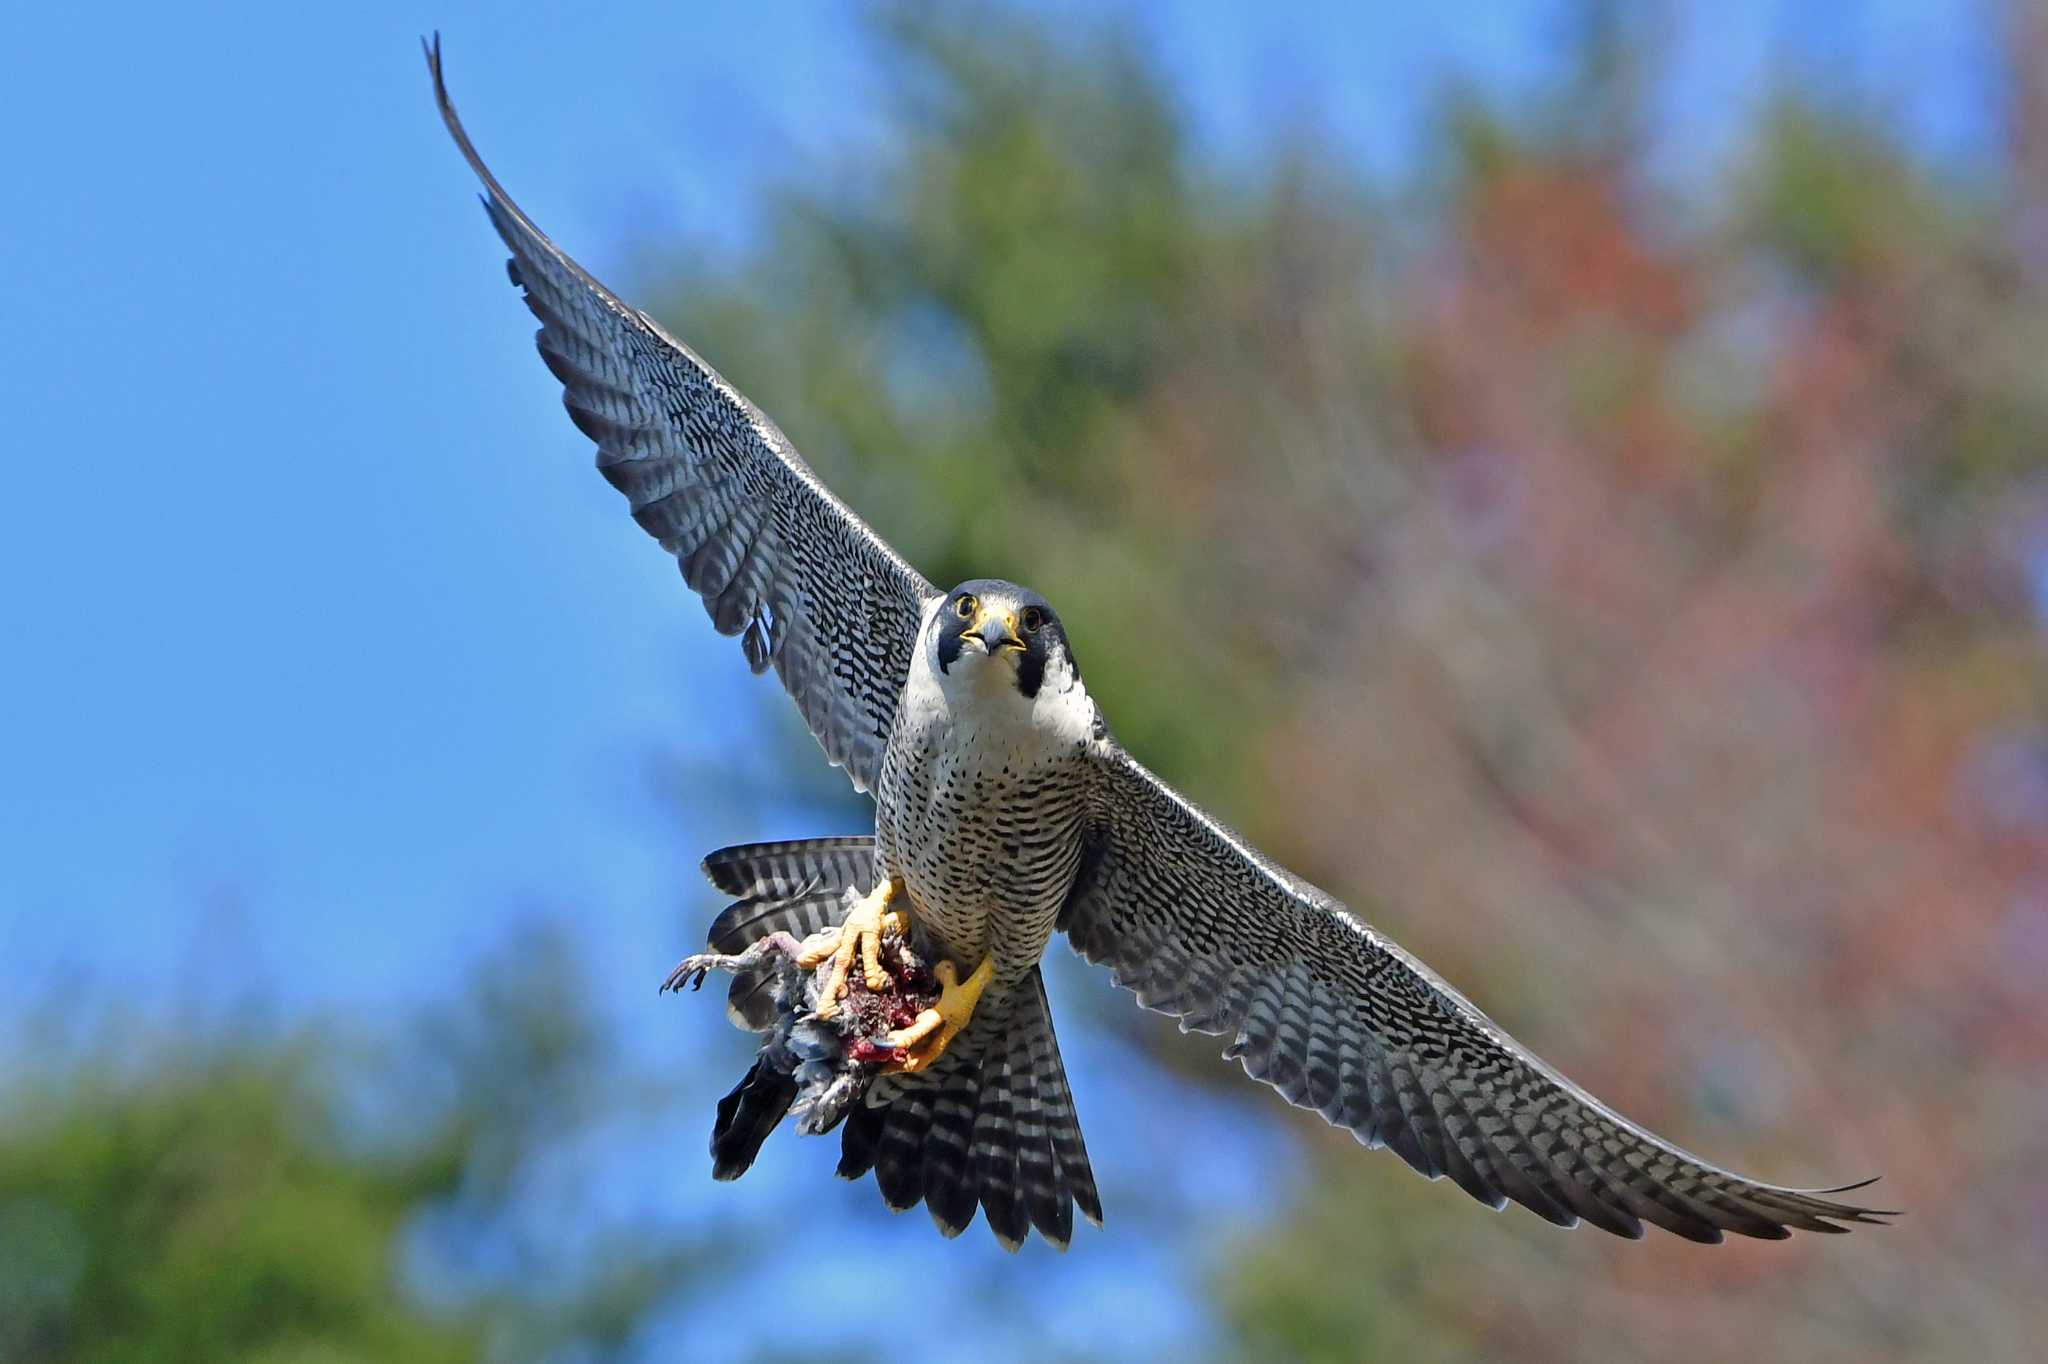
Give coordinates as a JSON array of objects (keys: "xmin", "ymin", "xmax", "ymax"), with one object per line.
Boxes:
[{"xmin": 901, "ymin": 600, "xmax": 1094, "ymax": 758}]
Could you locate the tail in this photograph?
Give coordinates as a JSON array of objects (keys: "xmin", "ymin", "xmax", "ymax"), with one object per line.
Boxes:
[
  {"xmin": 701, "ymin": 837, "xmax": 875, "ymax": 1030},
  {"xmin": 836, "ymin": 966, "xmax": 1101, "ymax": 1250}
]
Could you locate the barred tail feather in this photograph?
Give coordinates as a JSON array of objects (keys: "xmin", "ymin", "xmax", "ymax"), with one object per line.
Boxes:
[
  {"xmin": 1030, "ymin": 973, "xmax": 1102, "ymax": 1230},
  {"xmin": 701, "ymin": 837, "xmax": 876, "ymax": 903},
  {"xmin": 836, "ymin": 966, "xmax": 1098, "ymax": 1249}
]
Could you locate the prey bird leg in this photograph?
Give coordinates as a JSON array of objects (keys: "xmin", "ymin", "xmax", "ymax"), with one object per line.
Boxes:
[
  {"xmin": 883, "ymin": 954, "xmax": 993, "ymax": 1073},
  {"xmin": 796, "ymin": 879, "xmax": 907, "ymax": 1019},
  {"xmin": 660, "ymin": 930, "xmax": 809, "ymax": 994}
]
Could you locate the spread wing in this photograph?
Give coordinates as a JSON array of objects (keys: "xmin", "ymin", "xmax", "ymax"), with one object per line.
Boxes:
[
  {"xmin": 1062, "ymin": 740, "xmax": 1897, "ymax": 1242},
  {"xmin": 426, "ymin": 38, "xmax": 936, "ymax": 793}
]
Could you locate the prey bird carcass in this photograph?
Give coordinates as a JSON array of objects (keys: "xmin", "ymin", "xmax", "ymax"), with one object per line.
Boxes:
[{"xmin": 661, "ymin": 871, "xmax": 946, "ymax": 1178}]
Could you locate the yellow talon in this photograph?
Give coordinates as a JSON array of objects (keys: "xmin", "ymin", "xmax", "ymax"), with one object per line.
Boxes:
[
  {"xmin": 884, "ymin": 955, "xmax": 993, "ymax": 1073},
  {"xmin": 796, "ymin": 880, "xmax": 904, "ymax": 1019}
]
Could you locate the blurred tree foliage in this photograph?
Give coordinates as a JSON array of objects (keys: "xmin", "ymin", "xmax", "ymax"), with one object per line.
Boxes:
[
  {"xmin": 652, "ymin": 4, "xmax": 2048, "ymax": 1360},
  {"xmin": 0, "ymin": 929, "xmax": 721, "ymax": 1364},
  {"xmin": 0, "ymin": 1043, "xmax": 475, "ymax": 1364},
  {"xmin": 5, "ymin": 3, "xmax": 2042, "ymax": 1361}
]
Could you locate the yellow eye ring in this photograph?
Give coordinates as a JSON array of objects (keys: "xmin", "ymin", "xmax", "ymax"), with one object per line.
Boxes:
[
  {"xmin": 955, "ymin": 594, "xmax": 977, "ymax": 619},
  {"xmin": 1021, "ymin": 607, "xmax": 1045, "ymax": 634}
]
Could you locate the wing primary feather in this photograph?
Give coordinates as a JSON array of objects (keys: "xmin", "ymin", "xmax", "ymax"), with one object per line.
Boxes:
[
  {"xmin": 1063, "ymin": 738, "xmax": 1897, "ymax": 1242},
  {"xmin": 425, "ymin": 35, "xmax": 937, "ymax": 795}
]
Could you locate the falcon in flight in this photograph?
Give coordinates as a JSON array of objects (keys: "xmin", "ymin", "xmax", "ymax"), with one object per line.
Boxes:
[{"xmin": 427, "ymin": 37, "xmax": 1893, "ymax": 1251}]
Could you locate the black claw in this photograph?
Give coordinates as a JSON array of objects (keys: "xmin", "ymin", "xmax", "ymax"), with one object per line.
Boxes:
[{"xmin": 660, "ymin": 962, "xmax": 706, "ymax": 994}]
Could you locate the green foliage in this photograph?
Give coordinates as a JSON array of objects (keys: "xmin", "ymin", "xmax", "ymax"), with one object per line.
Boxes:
[
  {"xmin": 0, "ymin": 1042, "xmax": 472, "ymax": 1364},
  {"xmin": 645, "ymin": 7, "xmax": 2044, "ymax": 1361},
  {"xmin": 653, "ymin": 6, "xmax": 1387, "ymax": 800},
  {"xmin": 0, "ymin": 930, "xmax": 717, "ymax": 1364}
]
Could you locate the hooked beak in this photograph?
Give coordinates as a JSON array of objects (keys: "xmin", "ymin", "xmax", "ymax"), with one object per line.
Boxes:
[{"xmin": 964, "ymin": 606, "xmax": 1026, "ymax": 656}]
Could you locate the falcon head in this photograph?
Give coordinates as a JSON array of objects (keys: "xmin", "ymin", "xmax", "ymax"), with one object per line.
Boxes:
[{"xmin": 932, "ymin": 579, "xmax": 1080, "ymax": 702}]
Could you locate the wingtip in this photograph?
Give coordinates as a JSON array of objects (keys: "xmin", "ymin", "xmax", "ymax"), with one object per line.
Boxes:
[
  {"xmin": 420, "ymin": 31, "xmax": 445, "ymax": 101},
  {"xmin": 1809, "ymin": 1174, "xmax": 1903, "ymax": 1222},
  {"xmin": 422, "ymin": 29, "xmax": 486, "ymax": 178},
  {"xmin": 1765, "ymin": 1174, "xmax": 1901, "ymax": 1229}
]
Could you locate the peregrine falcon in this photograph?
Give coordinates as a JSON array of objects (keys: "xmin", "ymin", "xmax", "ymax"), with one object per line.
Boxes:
[{"xmin": 427, "ymin": 38, "xmax": 1894, "ymax": 1251}]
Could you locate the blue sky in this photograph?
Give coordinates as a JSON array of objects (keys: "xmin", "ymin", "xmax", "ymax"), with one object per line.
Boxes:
[
  {"xmin": 2, "ymin": 0, "xmax": 2001, "ymax": 1021},
  {"xmin": 0, "ymin": 0, "xmax": 2005, "ymax": 1355}
]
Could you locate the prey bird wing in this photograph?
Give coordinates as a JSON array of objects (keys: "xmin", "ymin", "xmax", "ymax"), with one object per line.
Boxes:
[
  {"xmin": 1063, "ymin": 741, "xmax": 1896, "ymax": 1242},
  {"xmin": 426, "ymin": 38, "xmax": 936, "ymax": 793}
]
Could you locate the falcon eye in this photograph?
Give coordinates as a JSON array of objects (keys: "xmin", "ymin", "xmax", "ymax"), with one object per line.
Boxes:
[
  {"xmin": 1021, "ymin": 607, "xmax": 1045, "ymax": 634},
  {"xmin": 955, "ymin": 594, "xmax": 977, "ymax": 619}
]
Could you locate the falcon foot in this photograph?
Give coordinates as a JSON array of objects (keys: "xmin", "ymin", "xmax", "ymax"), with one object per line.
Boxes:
[
  {"xmin": 797, "ymin": 879, "xmax": 908, "ymax": 1021},
  {"xmin": 661, "ymin": 896, "xmax": 943, "ymax": 1148},
  {"xmin": 881, "ymin": 954, "xmax": 993, "ymax": 1074}
]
